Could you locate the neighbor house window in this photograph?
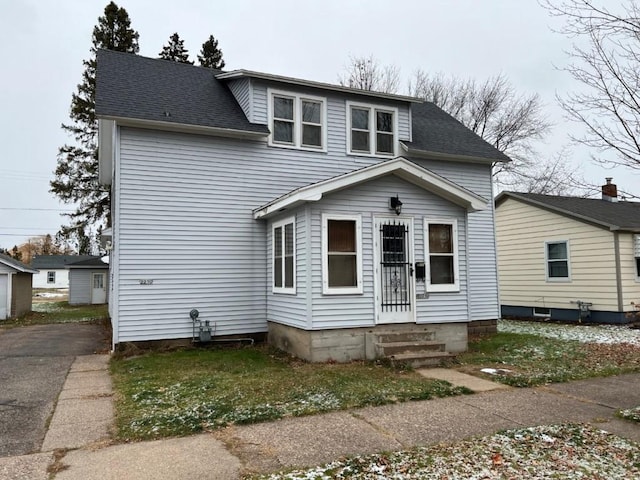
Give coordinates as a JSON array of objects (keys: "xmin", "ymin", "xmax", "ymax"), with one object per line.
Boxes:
[
  {"xmin": 347, "ymin": 102, "xmax": 397, "ymax": 157},
  {"xmin": 546, "ymin": 241, "xmax": 570, "ymax": 281},
  {"xmin": 273, "ymin": 217, "xmax": 295, "ymax": 294},
  {"xmin": 322, "ymin": 214, "xmax": 362, "ymax": 294},
  {"xmin": 47, "ymin": 271, "xmax": 56, "ymax": 284},
  {"xmin": 425, "ymin": 219, "xmax": 459, "ymax": 292},
  {"xmin": 636, "ymin": 257, "xmax": 640, "ymax": 279},
  {"xmin": 635, "ymin": 235, "xmax": 640, "ymax": 280},
  {"xmin": 269, "ymin": 89, "xmax": 326, "ymax": 151}
]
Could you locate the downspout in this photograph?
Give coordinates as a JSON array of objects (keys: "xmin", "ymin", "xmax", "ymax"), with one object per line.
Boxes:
[{"xmin": 613, "ymin": 232, "xmax": 624, "ymax": 312}]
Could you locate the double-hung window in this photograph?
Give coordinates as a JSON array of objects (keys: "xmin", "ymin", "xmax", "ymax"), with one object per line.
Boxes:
[
  {"xmin": 322, "ymin": 214, "xmax": 362, "ymax": 294},
  {"xmin": 47, "ymin": 271, "xmax": 56, "ymax": 284},
  {"xmin": 546, "ymin": 240, "xmax": 570, "ymax": 281},
  {"xmin": 273, "ymin": 217, "xmax": 295, "ymax": 294},
  {"xmin": 269, "ymin": 90, "xmax": 326, "ymax": 151},
  {"xmin": 347, "ymin": 102, "xmax": 396, "ymax": 157},
  {"xmin": 425, "ymin": 219, "xmax": 459, "ymax": 292}
]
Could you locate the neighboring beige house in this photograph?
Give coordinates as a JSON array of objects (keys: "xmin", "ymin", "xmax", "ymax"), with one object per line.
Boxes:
[{"xmin": 495, "ymin": 180, "xmax": 640, "ymax": 324}]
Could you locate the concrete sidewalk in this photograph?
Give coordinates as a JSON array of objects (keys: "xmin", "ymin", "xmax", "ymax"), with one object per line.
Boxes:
[{"xmin": 2, "ymin": 356, "xmax": 639, "ymax": 479}]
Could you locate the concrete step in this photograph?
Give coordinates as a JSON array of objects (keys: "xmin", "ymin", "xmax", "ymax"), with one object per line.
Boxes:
[
  {"xmin": 375, "ymin": 340, "xmax": 445, "ymax": 356},
  {"xmin": 375, "ymin": 331, "xmax": 436, "ymax": 343},
  {"xmin": 390, "ymin": 351, "xmax": 456, "ymax": 368}
]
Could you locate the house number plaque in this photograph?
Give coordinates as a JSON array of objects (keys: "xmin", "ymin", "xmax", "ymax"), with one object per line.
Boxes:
[{"xmin": 139, "ymin": 279, "xmax": 154, "ymax": 285}]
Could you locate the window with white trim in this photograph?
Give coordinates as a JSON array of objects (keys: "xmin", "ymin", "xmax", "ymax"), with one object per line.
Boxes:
[
  {"xmin": 634, "ymin": 234, "xmax": 640, "ymax": 280},
  {"xmin": 269, "ymin": 90, "xmax": 326, "ymax": 151},
  {"xmin": 273, "ymin": 217, "xmax": 295, "ymax": 294},
  {"xmin": 347, "ymin": 102, "xmax": 396, "ymax": 157},
  {"xmin": 546, "ymin": 241, "xmax": 570, "ymax": 281},
  {"xmin": 322, "ymin": 214, "xmax": 362, "ymax": 294},
  {"xmin": 425, "ymin": 219, "xmax": 459, "ymax": 292},
  {"xmin": 47, "ymin": 271, "xmax": 56, "ymax": 284}
]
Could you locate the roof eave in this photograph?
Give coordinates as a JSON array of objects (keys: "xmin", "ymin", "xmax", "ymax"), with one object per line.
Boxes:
[
  {"xmin": 217, "ymin": 70, "xmax": 423, "ymax": 104},
  {"xmin": 496, "ymin": 192, "xmax": 624, "ymax": 231},
  {"xmin": 401, "ymin": 142, "xmax": 510, "ymax": 164},
  {"xmin": 97, "ymin": 115, "xmax": 269, "ymax": 140}
]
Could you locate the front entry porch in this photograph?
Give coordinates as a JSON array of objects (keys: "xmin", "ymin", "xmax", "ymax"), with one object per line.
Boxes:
[{"xmin": 267, "ymin": 321, "xmax": 467, "ymax": 365}]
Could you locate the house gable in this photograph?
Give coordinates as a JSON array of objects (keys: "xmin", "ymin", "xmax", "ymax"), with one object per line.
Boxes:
[{"xmin": 254, "ymin": 157, "xmax": 488, "ymax": 220}]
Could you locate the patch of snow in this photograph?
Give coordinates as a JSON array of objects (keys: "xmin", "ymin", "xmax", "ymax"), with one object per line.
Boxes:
[
  {"xmin": 499, "ymin": 319, "xmax": 640, "ymax": 346},
  {"xmin": 481, "ymin": 368, "xmax": 512, "ymax": 376},
  {"xmin": 34, "ymin": 292, "xmax": 65, "ymax": 298}
]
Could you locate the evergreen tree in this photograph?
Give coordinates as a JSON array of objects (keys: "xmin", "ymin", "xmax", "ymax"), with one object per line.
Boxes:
[
  {"xmin": 50, "ymin": 2, "xmax": 139, "ymax": 246},
  {"xmin": 159, "ymin": 33, "xmax": 193, "ymax": 64},
  {"xmin": 198, "ymin": 35, "xmax": 225, "ymax": 69}
]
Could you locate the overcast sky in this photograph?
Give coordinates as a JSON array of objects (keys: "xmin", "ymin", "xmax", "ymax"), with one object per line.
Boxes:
[{"xmin": 2, "ymin": 0, "xmax": 638, "ymax": 250}]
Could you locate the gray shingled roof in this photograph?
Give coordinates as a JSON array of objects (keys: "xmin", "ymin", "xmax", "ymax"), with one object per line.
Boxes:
[
  {"xmin": 31, "ymin": 255, "xmax": 97, "ymax": 269},
  {"xmin": 496, "ymin": 191, "xmax": 640, "ymax": 232},
  {"xmin": 404, "ymin": 102, "xmax": 511, "ymax": 162},
  {"xmin": 0, "ymin": 253, "xmax": 38, "ymax": 273},
  {"xmin": 95, "ymin": 50, "xmax": 269, "ymax": 135},
  {"xmin": 95, "ymin": 50, "xmax": 508, "ymax": 162},
  {"xmin": 66, "ymin": 257, "xmax": 109, "ymax": 269}
]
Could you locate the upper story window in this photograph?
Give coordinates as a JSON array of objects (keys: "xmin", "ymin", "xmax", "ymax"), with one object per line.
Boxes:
[
  {"xmin": 269, "ymin": 89, "xmax": 326, "ymax": 152},
  {"xmin": 545, "ymin": 240, "xmax": 570, "ymax": 281},
  {"xmin": 347, "ymin": 102, "xmax": 397, "ymax": 157}
]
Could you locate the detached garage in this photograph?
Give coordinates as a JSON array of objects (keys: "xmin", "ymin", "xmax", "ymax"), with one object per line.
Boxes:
[{"xmin": 0, "ymin": 253, "xmax": 37, "ymax": 320}]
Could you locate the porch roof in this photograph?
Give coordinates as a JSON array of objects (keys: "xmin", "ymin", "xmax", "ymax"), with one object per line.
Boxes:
[{"xmin": 253, "ymin": 157, "xmax": 489, "ymax": 220}]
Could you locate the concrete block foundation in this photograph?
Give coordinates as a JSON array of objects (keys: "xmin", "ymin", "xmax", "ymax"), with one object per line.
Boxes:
[{"xmin": 268, "ymin": 322, "xmax": 468, "ymax": 363}]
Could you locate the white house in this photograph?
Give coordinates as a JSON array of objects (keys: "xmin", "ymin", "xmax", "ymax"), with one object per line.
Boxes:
[
  {"xmin": 31, "ymin": 255, "xmax": 96, "ymax": 289},
  {"xmin": 496, "ymin": 180, "xmax": 640, "ymax": 324},
  {"xmin": 96, "ymin": 50, "xmax": 509, "ymax": 362}
]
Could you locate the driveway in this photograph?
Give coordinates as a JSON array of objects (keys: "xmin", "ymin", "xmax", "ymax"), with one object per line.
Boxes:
[{"xmin": 0, "ymin": 323, "xmax": 107, "ymax": 457}]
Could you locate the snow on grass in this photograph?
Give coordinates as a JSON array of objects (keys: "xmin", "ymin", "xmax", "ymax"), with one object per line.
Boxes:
[
  {"xmin": 619, "ymin": 406, "xmax": 640, "ymax": 423},
  {"xmin": 254, "ymin": 424, "xmax": 639, "ymax": 479},
  {"xmin": 499, "ymin": 319, "xmax": 640, "ymax": 346}
]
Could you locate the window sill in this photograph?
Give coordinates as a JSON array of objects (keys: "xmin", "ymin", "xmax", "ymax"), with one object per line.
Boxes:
[
  {"xmin": 347, "ymin": 150, "xmax": 396, "ymax": 159},
  {"xmin": 322, "ymin": 288, "xmax": 363, "ymax": 295},
  {"xmin": 272, "ymin": 288, "xmax": 296, "ymax": 295},
  {"xmin": 268, "ymin": 141, "xmax": 327, "ymax": 154},
  {"xmin": 546, "ymin": 278, "xmax": 571, "ymax": 283},
  {"xmin": 427, "ymin": 286, "xmax": 460, "ymax": 293}
]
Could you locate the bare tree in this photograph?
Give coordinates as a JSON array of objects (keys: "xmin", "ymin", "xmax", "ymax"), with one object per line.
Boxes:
[
  {"xmin": 542, "ymin": 0, "xmax": 640, "ymax": 171},
  {"xmin": 409, "ymin": 70, "xmax": 560, "ymax": 191},
  {"xmin": 338, "ymin": 55, "xmax": 400, "ymax": 94}
]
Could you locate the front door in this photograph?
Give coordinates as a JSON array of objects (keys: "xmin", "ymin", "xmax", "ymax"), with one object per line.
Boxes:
[
  {"xmin": 91, "ymin": 273, "xmax": 106, "ymax": 304},
  {"xmin": 374, "ymin": 217, "xmax": 414, "ymax": 323}
]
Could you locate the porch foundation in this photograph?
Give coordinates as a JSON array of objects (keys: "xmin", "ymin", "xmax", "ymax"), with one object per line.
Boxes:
[{"xmin": 267, "ymin": 321, "xmax": 468, "ymax": 363}]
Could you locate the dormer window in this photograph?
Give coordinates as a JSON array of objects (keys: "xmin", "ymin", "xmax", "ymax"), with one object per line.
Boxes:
[
  {"xmin": 269, "ymin": 89, "xmax": 326, "ymax": 151},
  {"xmin": 347, "ymin": 102, "xmax": 397, "ymax": 157}
]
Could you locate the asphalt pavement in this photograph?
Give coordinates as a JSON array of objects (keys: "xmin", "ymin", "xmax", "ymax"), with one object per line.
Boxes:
[{"xmin": 0, "ymin": 324, "xmax": 107, "ymax": 457}]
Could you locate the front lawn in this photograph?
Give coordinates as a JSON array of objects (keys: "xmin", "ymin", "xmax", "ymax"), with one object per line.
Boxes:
[
  {"xmin": 110, "ymin": 347, "xmax": 470, "ymax": 441},
  {"xmin": 252, "ymin": 423, "xmax": 640, "ymax": 479},
  {"xmin": 456, "ymin": 323, "xmax": 640, "ymax": 387}
]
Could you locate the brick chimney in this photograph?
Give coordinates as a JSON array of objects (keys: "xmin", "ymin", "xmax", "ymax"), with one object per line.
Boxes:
[{"xmin": 602, "ymin": 178, "xmax": 618, "ymax": 202}]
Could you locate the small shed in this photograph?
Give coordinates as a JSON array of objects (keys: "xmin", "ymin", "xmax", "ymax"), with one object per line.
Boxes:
[
  {"xmin": 0, "ymin": 253, "xmax": 38, "ymax": 319},
  {"xmin": 67, "ymin": 257, "xmax": 109, "ymax": 305}
]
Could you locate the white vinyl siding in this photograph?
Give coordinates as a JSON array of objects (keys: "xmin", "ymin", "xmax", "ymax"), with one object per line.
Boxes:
[
  {"xmin": 111, "ymin": 111, "xmax": 492, "ymax": 341},
  {"xmin": 496, "ymin": 197, "xmax": 622, "ymax": 312},
  {"xmin": 32, "ymin": 269, "xmax": 70, "ymax": 289},
  {"xmin": 226, "ymin": 78, "xmax": 252, "ymax": 122}
]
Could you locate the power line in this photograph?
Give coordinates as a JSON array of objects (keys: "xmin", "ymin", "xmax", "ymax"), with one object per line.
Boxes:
[{"xmin": 0, "ymin": 207, "xmax": 74, "ymax": 211}]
